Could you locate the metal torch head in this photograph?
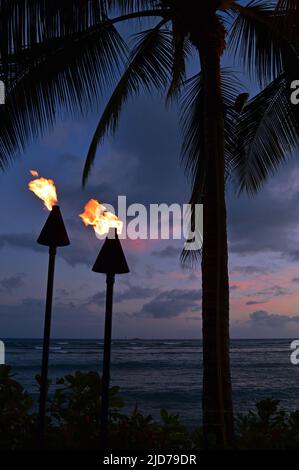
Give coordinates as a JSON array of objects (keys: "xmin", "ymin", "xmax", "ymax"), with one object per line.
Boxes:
[
  {"xmin": 37, "ymin": 205, "xmax": 70, "ymax": 247},
  {"xmin": 92, "ymin": 228, "xmax": 129, "ymax": 275}
]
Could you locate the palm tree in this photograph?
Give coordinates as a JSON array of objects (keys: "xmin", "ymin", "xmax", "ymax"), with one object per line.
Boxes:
[{"xmin": 0, "ymin": 0, "xmax": 299, "ymax": 447}]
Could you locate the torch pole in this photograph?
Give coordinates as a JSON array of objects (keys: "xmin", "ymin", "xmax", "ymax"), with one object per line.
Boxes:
[
  {"xmin": 37, "ymin": 245, "xmax": 56, "ymax": 449},
  {"xmin": 92, "ymin": 227, "xmax": 129, "ymax": 449},
  {"xmin": 100, "ymin": 272, "xmax": 115, "ymax": 449}
]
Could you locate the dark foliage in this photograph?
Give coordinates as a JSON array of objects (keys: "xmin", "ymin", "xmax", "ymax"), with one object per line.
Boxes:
[{"xmin": 1, "ymin": 365, "xmax": 299, "ymax": 450}]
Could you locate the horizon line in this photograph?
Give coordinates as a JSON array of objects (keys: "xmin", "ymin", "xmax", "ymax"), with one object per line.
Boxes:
[{"xmin": 1, "ymin": 337, "xmax": 296, "ymax": 341}]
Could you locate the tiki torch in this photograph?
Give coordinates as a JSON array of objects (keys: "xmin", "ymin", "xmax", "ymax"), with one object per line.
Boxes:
[
  {"xmin": 80, "ymin": 199, "xmax": 129, "ymax": 449},
  {"xmin": 28, "ymin": 171, "xmax": 70, "ymax": 448}
]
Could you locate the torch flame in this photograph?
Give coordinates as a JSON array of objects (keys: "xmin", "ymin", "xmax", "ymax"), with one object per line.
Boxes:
[
  {"xmin": 80, "ymin": 199, "xmax": 123, "ymax": 238},
  {"xmin": 28, "ymin": 170, "xmax": 58, "ymax": 211}
]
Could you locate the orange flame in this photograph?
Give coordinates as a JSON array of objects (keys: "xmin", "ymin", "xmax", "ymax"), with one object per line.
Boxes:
[
  {"xmin": 79, "ymin": 199, "xmax": 123, "ymax": 238},
  {"xmin": 28, "ymin": 170, "xmax": 58, "ymax": 211}
]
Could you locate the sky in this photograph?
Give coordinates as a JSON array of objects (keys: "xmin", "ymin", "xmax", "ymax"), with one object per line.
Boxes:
[
  {"xmin": 1, "ymin": 95, "xmax": 299, "ymax": 339},
  {"xmin": 1, "ymin": 12, "xmax": 299, "ymax": 339}
]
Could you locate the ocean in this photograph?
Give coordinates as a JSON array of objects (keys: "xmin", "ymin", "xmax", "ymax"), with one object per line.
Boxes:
[{"xmin": 3, "ymin": 338, "xmax": 299, "ymax": 429}]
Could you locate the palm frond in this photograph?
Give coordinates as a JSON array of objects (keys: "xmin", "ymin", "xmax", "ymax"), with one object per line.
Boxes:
[
  {"xmin": 180, "ymin": 69, "xmax": 243, "ymax": 190},
  {"xmin": 82, "ymin": 20, "xmax": 173, "ymax": 186},
  {"xmin": 229, "ymin": 0, "xmax": 291, "ymax": 86},
  {"xmin": 274, "ymin": 0, "xmax": 299, "ymax": 42},
  {"xmin": 0, "ymin": 23, "xmax": 127, "ymax": 170},
  {"xmin": 180, "ymin": 240, "xmax": 202, "ymax": 269},
  {"xmin": 166, "ymin": 20, "xmax": 191, "ymax": 103},
  {"xmin": 107, "ymin": 0, "xmax": 162, "ymax": 15},
  {"xmin": 180, "ymin": 69, "xmax": 243, "ymax": 266},
  {"xmin": 180, "ymin": 73, "xmax": 203, "ymax": 187},
  {"xmin": 232, "ymin": 73, "xmax": 299, "ymax": 194},
  {"xmin": 276, "ymin": 0, "xmax": 298, "ymax": 10},
  {"xmin": 0, "ymin": 0, "xmax": 109, "ymax": 56},
  {"xmin": 222, "ymin": 73, "xmax": 246, "ymax": 175}
]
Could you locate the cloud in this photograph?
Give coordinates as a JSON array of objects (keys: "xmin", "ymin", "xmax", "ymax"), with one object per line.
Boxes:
[
  {"xmin": 151, "ymin": 245, "xmax": 181, "ymax": 258},
  {"xmin": 0, "ymin": 231, "xmax": 96, "ymax": 267},
  {"xmin": 0, "ymin": 233, "xmax": 44, "ymax": 252},
  {"xmin": 141, "ymin": 288, "xmax": 201, "ymax": 318},
  {"xmin": 228, "ymin": 160, "xmax": 299, "ymax": 257},
  {"xmin": 231, "ymin": 265, "xmax": 271, "ymax": 275},
  {"xmin": 115, "ymin": 286, "xmax": 157, "ymax": 302},
  {"xmin": 249, "ymin": 310, "xmax": 299, "ymax": 328},
  {"xmin": 247, "ymin": 284, "xmax": 289, "ymax": 298},
  {"xmin": 57, "ymin": 97, "xmax": 189, "ymax": 210},
  {"xmin": 0, "ymin": 297, "xmax": 104, "ymax": 338},
  {"xmin": 288, "ymin": 250, "xmax": 299, "ymax": 262},
  {"xmin": 88, "ymin": 290, "xmax": 106, "ymax": 305},
  {"xmin": 246, "ymin": 300, "xmax": 267, "ymax": 306},
  {"xmin": 0, "ymin": 273, "xmax": 25, "ymax": 292},
  {"xmin": 4, "ymin": 91, "xmax": 299, "ymax": 338},
  {"xmin": 89, "ymin": 285, "xmax": 158, "ymax": 305},
  {"xmin": 230, "ymin": 285, "xmax": 239, "ymax": 291}
]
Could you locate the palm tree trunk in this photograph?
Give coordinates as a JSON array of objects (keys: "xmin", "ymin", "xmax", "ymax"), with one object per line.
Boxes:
[{"xmin": 194, "ymin": 23, "xmax": 234, "ymax": 447}]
